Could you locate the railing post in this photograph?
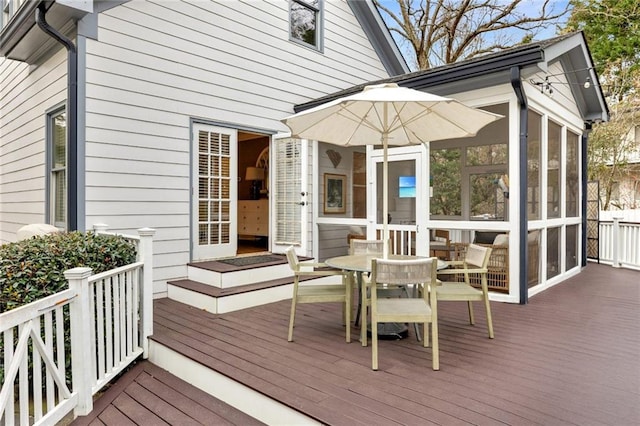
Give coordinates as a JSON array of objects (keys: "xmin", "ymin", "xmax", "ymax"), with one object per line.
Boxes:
[
  {"xmin": 65, "ymin": 267, "xmax": 94, "ymax": 416},
  {"xmin": 137, "ymin": 227, "xmax": 156, "ymax": 358},
  {"xmin": 612, "ymin": 215, "xmax": 623, "ymax": 268}
]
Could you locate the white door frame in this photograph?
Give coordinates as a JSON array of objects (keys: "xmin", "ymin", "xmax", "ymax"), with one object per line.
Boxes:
[{"xmin": 369, "ymin": 146, "xmax": 428, "ymax": 255}]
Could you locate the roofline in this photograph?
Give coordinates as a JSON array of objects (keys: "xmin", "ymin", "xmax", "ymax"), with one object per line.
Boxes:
[
  {"xmin": 294, "ymin": 42, "xmax": 545, "ymax": 112},
  {"xmin": 347, "ymin": 0, "xmax": 409, "ymax": 76}
]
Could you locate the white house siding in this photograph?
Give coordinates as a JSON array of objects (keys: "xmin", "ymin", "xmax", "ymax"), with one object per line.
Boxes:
[
  {"xmin": 0, "ymin": 49, "xmax": 68, "ymax": 243},
  {"xmin": 83, "ymin": 0, "xmax": 393, "ymax": 295}
]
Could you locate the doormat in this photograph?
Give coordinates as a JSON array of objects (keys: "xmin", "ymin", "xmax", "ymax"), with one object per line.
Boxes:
[{"xmin": 217, "ymin": 255, "xmax": 284, "ymax": 267}]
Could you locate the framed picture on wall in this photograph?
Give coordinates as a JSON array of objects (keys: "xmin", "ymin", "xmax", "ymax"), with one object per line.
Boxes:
[{"xmin": 324, "ymin": 173, "xmax": 346, "ymax": 214}]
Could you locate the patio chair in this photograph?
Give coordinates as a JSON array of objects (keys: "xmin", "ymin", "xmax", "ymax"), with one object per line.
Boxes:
[
  {"xmin": 370, "ymin": 257, "xmax": 439, "ymax": 370},
  {"xmin": 350, "ymin": 239, "xmax": 410, "ymax": 344},
  {"xmin": 436, "ymin": 244, "xmax": 494, "ymax": 338},
  {"xmin": 285, "ymin": 246, "xmax": 352, "ymax": 343}
]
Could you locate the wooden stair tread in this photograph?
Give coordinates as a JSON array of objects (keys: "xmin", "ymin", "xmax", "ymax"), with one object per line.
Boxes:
[{"xmin": 168, "ymin": 274, "xmax": 322, "ymax": 298}]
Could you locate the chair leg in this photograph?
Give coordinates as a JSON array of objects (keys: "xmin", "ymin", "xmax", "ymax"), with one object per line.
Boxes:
[
  {"xmin": 467, "ymin": 301, "xmax": 475, "ymax": 325},
  {"xmin": 345, "ymin": 280, "xmax": 351, "ymax": 343},
  {"xmin": 361, "ymin": 283, "xmax": 368, "ymax": 347},
  {"xmin": 372, "ymin": 317, "xmax": 378, "ymax": 370},
  {"xmin": 484, "ymin": 295, "xmax": 494, "ymax": 339},
  {"xmin": 431, "ymin": 320, "xmax": 439, "ymax": 371},
  {"xmin": 288, "ymin": 294, "xmax": 297, "ymax": 342}
]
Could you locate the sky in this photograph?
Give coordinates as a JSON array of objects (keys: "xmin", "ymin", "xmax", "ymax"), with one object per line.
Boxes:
[{"xmin": 375, "ymin": 0, "xmax": 572, "ymax": 69}]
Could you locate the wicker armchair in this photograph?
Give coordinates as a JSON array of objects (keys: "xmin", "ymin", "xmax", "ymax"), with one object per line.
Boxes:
[{"xmin": 451, "ymin": 242, "xmax": 509, "ymax": 293}]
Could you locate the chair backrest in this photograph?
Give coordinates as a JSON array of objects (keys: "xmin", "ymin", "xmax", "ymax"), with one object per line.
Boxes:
[
  {"xmin": 350, "ymin": 239, "xmax": 387, "ymax": 255},
  {"xmin": 285, "ymin": 246, "xmax": 300, "ymax": 272},
  {"xmin": 464, "ymin": 244, "xmax": 491, "ymax": 269},
  {"xmin": 371, "ymin": 257, "xmax": 437, "ymax": 287}
]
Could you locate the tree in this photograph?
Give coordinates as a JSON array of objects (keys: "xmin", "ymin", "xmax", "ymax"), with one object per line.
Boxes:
[
  {"xmin": 565, "ymin": 0, "xmax": 640, "ymax": 209},
  {"xmin": 374, "ymin": 0, "xmax": 569, "ymax": 70}
]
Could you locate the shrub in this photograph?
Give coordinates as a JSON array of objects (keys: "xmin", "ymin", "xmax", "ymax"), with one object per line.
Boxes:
[
  {"xmin": 0, "ymin": 231, "xmax": 137, "ymax": 388},
  {"xmin": 0, "ymin": 231, "xmax": 137, "ymax": 312}
]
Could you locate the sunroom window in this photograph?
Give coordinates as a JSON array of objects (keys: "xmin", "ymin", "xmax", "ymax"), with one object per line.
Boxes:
[
  {"xmin": 290, "ymin": 0, "xmax": 322, "ymax": 50},
  {"xmin": 49, "ymin": 108, "xmax": 67, "ymax": 229}
]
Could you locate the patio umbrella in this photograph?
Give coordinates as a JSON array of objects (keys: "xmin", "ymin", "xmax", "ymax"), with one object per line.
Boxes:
[{"xmin": 282, "ymin": 83, "xmax": 503, "ymax": 257}]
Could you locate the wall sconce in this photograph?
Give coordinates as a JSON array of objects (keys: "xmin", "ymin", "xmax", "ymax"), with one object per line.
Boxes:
[{"xmin": 245, "ymin": 167, "xmax": 265, "ymax": 200}]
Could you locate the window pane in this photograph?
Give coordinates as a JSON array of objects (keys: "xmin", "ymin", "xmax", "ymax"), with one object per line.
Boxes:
[
  {"xmin": 466, "ymin": 144, "xmax": 507, "ymax": 165},
  {"xmin": 430, "ymin": 148, "xmax": 461, "ymax": 217},
  {"xmin": 527, "ymin": 111, "xmax": 542, "ymax": 220},
  {"xmin": 547, "ymin": 227, "xmax": 560, "ymax": 279},
  {"xmin": 470, "ymin": 173, "xmax": 507, "ymax": 220},
  {"xmin": 527, "ymin": 230, "xmax": 541, "ymax": 288},
  {"xmin": 566, "ymin": 224, "xmax": 578, "ymax": 270},
  {"xmin": 51, "ymin": 110, "xmax": 66, "ymax": 228},
  {"xmin": 566, "ymin": 131, "xmax": 579, "ymax": 216},
  {"xmin": 290, "ymin": 0, "xmax": 318, "ymax": 47},
  {"xmin": 548, "ymin": 120, "xmax": 561, "ymax": 218}
]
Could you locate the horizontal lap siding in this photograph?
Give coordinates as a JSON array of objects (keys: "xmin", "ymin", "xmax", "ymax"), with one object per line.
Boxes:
[
  {"xmin": 0, "ymin": 50, "xmax": 68, "ymax": 243},
  {"xmin": 85, "ymin": 0, "xmax": 391, "ymax": 294}
]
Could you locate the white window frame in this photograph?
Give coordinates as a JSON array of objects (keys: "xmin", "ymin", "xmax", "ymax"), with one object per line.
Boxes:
[
  {"xmin": 48, "ymin": 107, "xmax": 67, "ymax": 230},
  {"xmin": 289, "ymin": 0, "xmax": 323, "ymax": 51}
]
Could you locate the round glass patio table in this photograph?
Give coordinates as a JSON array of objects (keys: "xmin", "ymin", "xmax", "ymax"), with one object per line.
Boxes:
[{"xmin": 325, "ymin": 254, "xmax": 446, "ymax": 341}]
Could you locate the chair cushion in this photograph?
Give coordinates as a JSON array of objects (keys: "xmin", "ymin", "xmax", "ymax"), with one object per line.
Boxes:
[
  {"xmin": 437, "ymin": 282, "xmax": 483, "ymax": 298},
  {"xmin": 493, "ymin": 234, "xmax": 509, "ymax": 246}
]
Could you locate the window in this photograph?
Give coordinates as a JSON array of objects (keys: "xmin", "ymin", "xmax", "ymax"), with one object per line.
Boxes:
[
  {"xmin": 566, "ymin": 131, "xmax": 579, "ymax": 216},
  {"xmin": 527, "ymin": 110, "xmax": 542, "ymax": 220},
  {"xmin": 290, "ymin": 0, "xmax": 322, "ymax": 49},
  {"xmin": 49, "ymin": 108, "xmax": 67, "ymax": 229},
  {"xmin": 547, "ymin": 120, "xmax": 561, "ymax": 218}
]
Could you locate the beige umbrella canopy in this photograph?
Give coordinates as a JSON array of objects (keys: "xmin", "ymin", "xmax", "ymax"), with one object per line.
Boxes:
[{"xmin": 282, "ymin": 83, "xmax": 503, "ymax": 257}]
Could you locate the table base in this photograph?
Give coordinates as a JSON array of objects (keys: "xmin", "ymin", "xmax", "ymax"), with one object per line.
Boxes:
[{"xmin": 368, "ymin": 322, "xmax": 409, "ymax": 340}]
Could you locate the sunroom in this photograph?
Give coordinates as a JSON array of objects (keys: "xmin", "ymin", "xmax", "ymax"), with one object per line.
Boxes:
[{"xmin": 305, "ymin": 32, "xmax": 608, "ymax": 304}]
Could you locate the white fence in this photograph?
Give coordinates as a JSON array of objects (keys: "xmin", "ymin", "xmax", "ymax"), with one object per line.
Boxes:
[
  {"xmin": 0, "ymin": 228, "xmax": 155, "ymax": 425},
  {"xmin": 598, "ymin": 219, "xmax": 640, "ymax": 270}
]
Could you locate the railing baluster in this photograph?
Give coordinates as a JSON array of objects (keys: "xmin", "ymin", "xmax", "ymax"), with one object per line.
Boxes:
[
  {"xmin": 105, "ymin": 276, "xmax": 113, "ymax": 374},
  {"xmin": 33, "ymin": 318, "xmax": 43, "ymax": 421},
  {"xmin": 3, "ymin": 328, "xmax": 15, "ymax": 426},
  {"xmin": 19, "ymin": 323, "xmax": 28, "ymax": 425},
  {"xmin": 44, "ymin": 311, "xmax": 55, "ymax": 412},
  {"xmin": 96, "ymin": 278, "xmax": 105, "ymax": 382}
]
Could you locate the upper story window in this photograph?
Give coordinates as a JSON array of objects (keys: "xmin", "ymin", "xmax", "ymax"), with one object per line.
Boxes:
[
  {"xmin": 1, "ymin": 0, "xmax": 26, "ymax": 31},
  {"xmin": 289, "ymin": 0, "xmax": 322, "ymax": 50}
]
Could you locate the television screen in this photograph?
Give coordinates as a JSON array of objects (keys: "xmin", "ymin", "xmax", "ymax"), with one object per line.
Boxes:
[{"xmin": 398, "ymin": 176, "xmax": 416, "ymax": 198}]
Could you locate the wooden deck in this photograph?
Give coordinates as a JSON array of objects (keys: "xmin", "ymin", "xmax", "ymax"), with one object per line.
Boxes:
[{"xmin": 83, "ymin": 263, "xmax": 639, "ymax": 425}]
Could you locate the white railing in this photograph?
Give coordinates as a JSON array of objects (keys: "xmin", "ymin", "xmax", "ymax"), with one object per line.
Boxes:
[
  {"xmin": 599, "ymin": 219, "xmax": 640, "ymax": 270},
  {"xmin": 375, "ymin": 224, "xmax": 417, "ymax": 255},
  {"xmin": 0, "ymin": 228, "xmax": 155, "ymax": 425}
]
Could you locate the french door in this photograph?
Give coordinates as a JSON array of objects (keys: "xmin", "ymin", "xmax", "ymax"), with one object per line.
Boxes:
[
  {"xmin": 191, "ymin": 124, "xmax": 237, "ymax": 260},
  {"xmin": 270, "ymin": 135, "xmax": 309, "ymax": 256}
]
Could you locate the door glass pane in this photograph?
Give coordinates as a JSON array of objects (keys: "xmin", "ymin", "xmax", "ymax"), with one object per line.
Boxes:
[{"xmin": 198, "ymin": 130, "xmax": 231, "ymax": 246}]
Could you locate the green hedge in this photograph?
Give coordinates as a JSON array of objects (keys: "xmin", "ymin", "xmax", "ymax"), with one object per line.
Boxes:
[
  {"xmin": 0, "ymin": 231, "xmax": 137, "ymax": 312},
  {"xmin": 0, "ymin": 231, "xmax": 137, "ymax": 388}
]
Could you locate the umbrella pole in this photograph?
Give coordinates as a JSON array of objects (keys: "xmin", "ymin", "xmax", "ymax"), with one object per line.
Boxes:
[{"xmin": 382, "ymin": 137, "xmax": 389, "ymax": 259}]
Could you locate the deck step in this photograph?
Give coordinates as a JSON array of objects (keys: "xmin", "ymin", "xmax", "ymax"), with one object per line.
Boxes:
[{"xmin": 167, "ymin": 274, "xmax": 335, "ymax": 314}]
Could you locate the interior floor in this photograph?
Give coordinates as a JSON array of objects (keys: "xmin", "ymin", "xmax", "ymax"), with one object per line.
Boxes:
[{"xmin": 237, "ymin": 237, "xmax": 269, "ymax": 255}]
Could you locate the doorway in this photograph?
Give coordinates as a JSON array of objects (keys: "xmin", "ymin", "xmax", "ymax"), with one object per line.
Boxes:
[{"xmin": 237, "ymin": 131, "xmax": 270, "ymax": 255}]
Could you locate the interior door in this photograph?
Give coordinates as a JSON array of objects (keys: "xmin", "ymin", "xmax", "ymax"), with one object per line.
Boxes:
[
  {"xmin": 370, "ymin": 149, "xmax": 427, "ymax": 255},
  {"xmin": 270, "ymin": 135, "xmax": 309, "ymax": 256},
  {"xmin": 191, "ymin": 124, "xmax": 237, "ymax": 260}
]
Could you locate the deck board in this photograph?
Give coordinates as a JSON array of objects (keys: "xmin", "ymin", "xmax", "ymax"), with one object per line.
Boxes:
[{"xmin": 78, "ymin": 263, "xmax": 639, "ymax": 425}]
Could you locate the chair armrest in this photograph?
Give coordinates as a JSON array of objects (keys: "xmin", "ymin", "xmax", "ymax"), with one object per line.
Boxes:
[{"xmin": 438, "ymin": 267, "xmax": 488, "ymax": 274}]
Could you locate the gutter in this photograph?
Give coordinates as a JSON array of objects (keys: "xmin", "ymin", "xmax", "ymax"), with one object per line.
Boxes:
[
  {"xmin": 510, "ymin": 66, "xmax": 528, "ymax": 305},
  {"xmin": 36, "ymin": 3, "xmax": 78, "ymax": 231}
]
